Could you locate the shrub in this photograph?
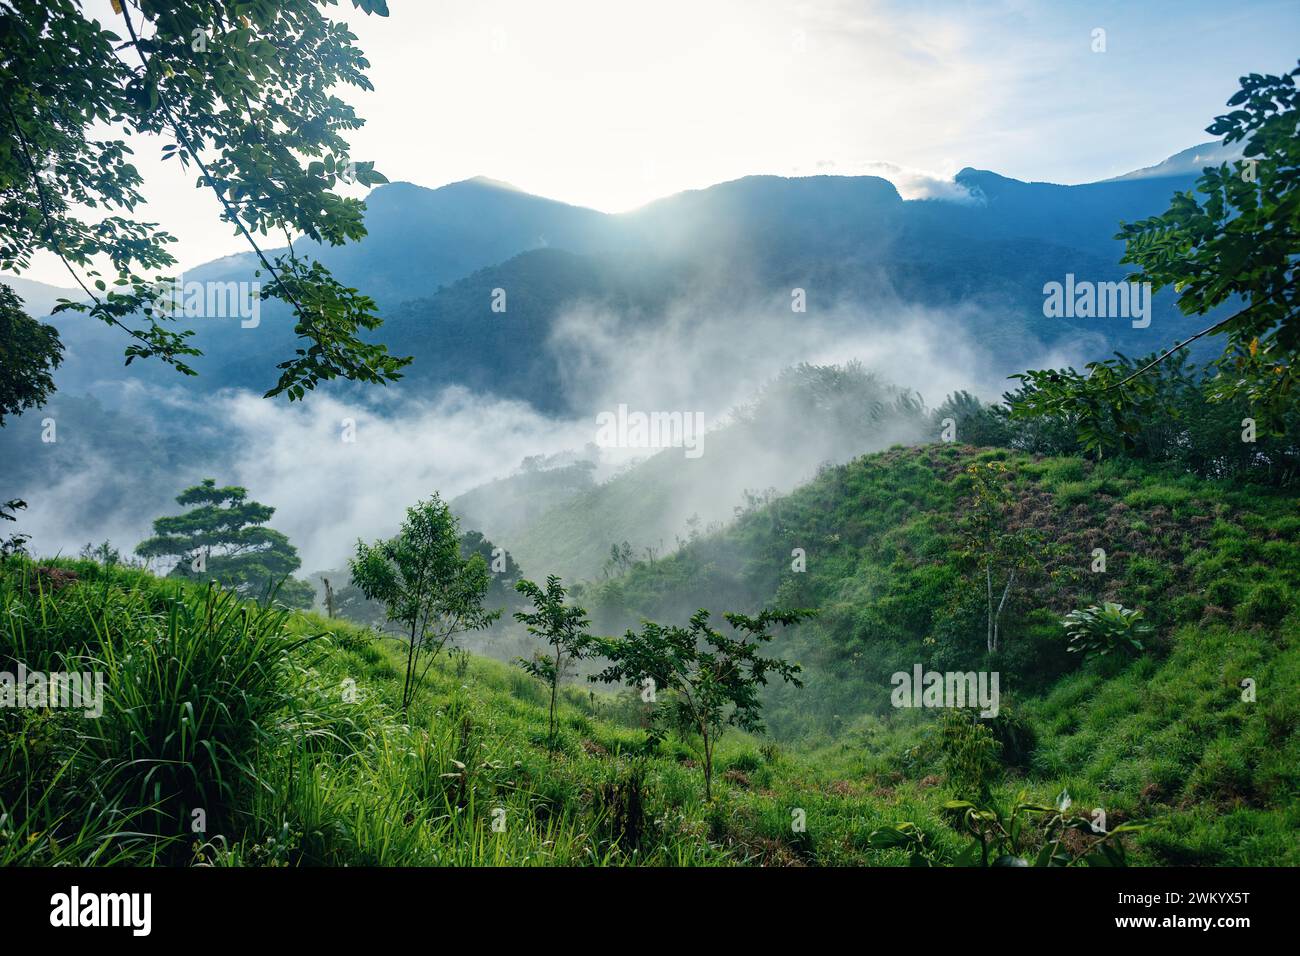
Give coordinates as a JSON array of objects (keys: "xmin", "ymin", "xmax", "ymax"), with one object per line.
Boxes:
[
  {"xmin": 82, "ymin": 583, "xmax": 310, "ymax": 848},
  {"xmin": 1205, "ymin": 578, "xmax": 1242, "ymax": 609},
  {"xmin": 986, "ymin": 707, "xmax": 1037, "ymax": 769},
  {"xmin": 1063, "ymin": 602, "xmax": 1152, "ymax": 660},
  {"xmin": 936, "ymin": 710, "xmax": 1001, "ymax": 796}
]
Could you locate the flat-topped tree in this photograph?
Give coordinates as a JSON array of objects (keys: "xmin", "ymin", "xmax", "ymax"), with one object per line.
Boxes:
[{"xmin": 135, "ymin": 478, "xmax": 311, "ymax": 607}]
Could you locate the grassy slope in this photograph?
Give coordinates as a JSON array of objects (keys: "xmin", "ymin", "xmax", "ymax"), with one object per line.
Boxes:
[
  {"xmin": 3, "ymin": 444, "xmax": 1296, "ymax": 866},
  {"xmin": 2, "ymin": 559, "xmax": 959, "ymax": 866},
  {"xmin": 580, "ymin": 443, "xmax": 1300, "ymax": 863}
]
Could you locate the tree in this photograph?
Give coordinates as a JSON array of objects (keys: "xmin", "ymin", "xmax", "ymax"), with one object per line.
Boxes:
[
  {"xmin": 513, "ymin": 576, "xmax": 594, "ymax": 747},
  {"xmin": 958, "ymin": 462, "xmax": 1038, "ymax": 654},
  {"xmin": 933, "ymin": 390, "xmax": 1012, "ymax": 447},
  {"xmin": 350, "ymin": 495, "xmax": 499, "ymax": 713},
  {"xmin": 592, "ymin": 608, "xmax": 810, "ymax": 801},
  {"xmin": 326, "ymin": 530, "xmax": 519, "ymax": 632},
  {"xmin": 603, "ymin": 540, "xmax": 635, "ymax": 578},
  {"xmin": 0, "ymin": 0, "xmax": 408, "ymax": 401},
  {"xmin": 79, "ymin": 540, "xmax": 122, "ymax": 565},
  {"xmin": 1013, "ymin": 61, "xmax": 1300, "ymax": 438},
  {"xmin": 460, "ymin": 529, "xmax": 523, "ymax": 610},
  {"xmin": 0, "ymin": 497, "xmax": 30, "ymax": 559},
  {"xmin": 0, "ymin": 285, "xmax": 62, "ymax": 426},
  {"xmin": 1003, "ymin": 351, "xmax": 1300, "ymax": 482},
  {"xmin": 134, "ymin": 478, "xmax": 311, "ymax": 606}
]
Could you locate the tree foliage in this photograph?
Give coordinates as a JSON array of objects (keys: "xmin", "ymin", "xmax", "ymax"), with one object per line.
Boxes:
[
  {"xmin": 957, "ymin": 462, "xmax": 1040, "ymax": 654},
  {"xmin": 350, "ymin": 494, "xmax": 499, "ymax": 712},
  {"xmin": 513, "ymin": 575, "xmax": 593, "ymax": 747},
  {"xmin": 460, "ymin": 528, "xmax": 522, "ymax": 609},
  {"xmin": 933, "ymin": 390, "xmax": 1012, "ymax": 447},
  {"xmin": 0, "ymin": 497, "xmax": 29, "ymax": 558},
  {"xmin": 0, "ymin": 284, "xmax": 62, "ymax": 425},
  {"xmin": 592, "ymin": 607, "xmax": 810, "ymax": 800},
  {"xmin": 1013, "ymin": 61, "xmax": 1300, "ymax": 439},
  {"xmin": 135, "ymin": 477, "xmax": 310, "ymax": 606},
  {"xmin": 1003, "ymin": 352, "xmax": 1299, "ymax": 482},
  {"xmin": 0, "ymin": 0, "xmax": 408, "ymax": 398}
]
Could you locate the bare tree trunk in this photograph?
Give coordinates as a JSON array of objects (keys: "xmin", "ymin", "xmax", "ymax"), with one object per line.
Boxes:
[
  {"xmin": 548, "ymin": 645, "xmax": 561, "ymax": 745},
  {"xmin": 702, "ymin": 729, "xmax": 713, "ymax": 802},
  {"xmin": 986, "ymin": 561, "xmax": 995, "ymax": 653},
  {"xmin": 402, "ymin": 617, "xmax": 418, "ymax": 712},
  {"xmin": 993, "ymin": 570, "xmax": 1015, "ymax": 653}
]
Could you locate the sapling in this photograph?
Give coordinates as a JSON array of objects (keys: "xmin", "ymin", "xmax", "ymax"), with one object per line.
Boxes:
[
  {"xmin": 351, "ymin": 494, "xmax": 499, "ymax": 713},
  {"xmin": 593, "ymin": 608, "xmax": 811, "ymax": 801},
  {"xmin": 513, "ymin": 575, "xmax": 593, "ymax": 748}
]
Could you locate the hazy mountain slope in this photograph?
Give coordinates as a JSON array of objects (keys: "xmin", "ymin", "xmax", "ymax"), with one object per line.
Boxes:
[
  {"xmin": 574, "ymin": 444, "xmax": 1299, "ymax": 867},
  {"xmin": 1103, "ymin": 140, "xmax": 1243, "ymax": 183},
  {"xmin": 33, "ymin": 143, "xmax": 1227, "ymax": 404},
  {"xmin": 450, "ymin": 457, "xmax": 598, "ymax": 546},
  {"xmin": 28, "ymin": 177, "xmax": 617, "ymax": 399},
  {"xmin": 0, "ymin": 275, "xmax": 82, "ymax": 318},
  {"xmin": 505, "ymin": 365, "xmax": 930, "ymax": 581}
]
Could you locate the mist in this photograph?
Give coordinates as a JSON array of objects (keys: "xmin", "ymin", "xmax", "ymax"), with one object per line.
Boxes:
[{"xmin": 8, "ymin": 288, "xmax": 1085, "ymax": 580}]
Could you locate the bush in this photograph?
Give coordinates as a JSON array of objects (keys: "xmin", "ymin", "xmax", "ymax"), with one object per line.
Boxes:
[
  {"xmin": 1063, "ymin": 603, "xmax": 1152, "ymax": 661},
  {"xmin": 936, "ymin": 710, "xmax": 1001, "ymax": 796},
  {"xmin": 985, "ymin": 707, "xmax": 1037, "ymax": 769},
  {"xmin": 83, "ymin": 583, "xmax": 309, "ymax": 846}
]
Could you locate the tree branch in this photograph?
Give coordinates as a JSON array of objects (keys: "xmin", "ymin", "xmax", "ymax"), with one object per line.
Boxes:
[
  {"xmin": 117, "ymin": 4, "xmax": 309, "ymax": 323},
  {"xmin": 1105, "ymin": 307, "xmax": 1250, "ymax": 390},
  {"xmin": 2, "ymin": 99, "xmax": 157, "ymax": 349}
]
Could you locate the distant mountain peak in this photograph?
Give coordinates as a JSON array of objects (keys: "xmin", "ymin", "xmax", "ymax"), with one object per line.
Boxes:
[
  {"xmin": 462, "ymin": 175, "xmax": 525, "ymax": 191},
  {"xmin": 1103, "ymin": 140, "xmax": 1244, "ymax": 183}
]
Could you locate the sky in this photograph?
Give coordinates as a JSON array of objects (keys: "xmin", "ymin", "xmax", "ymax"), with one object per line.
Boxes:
[{"xmin": 16, "ymin": 0, "xmax": 1300, "ymax": 285}]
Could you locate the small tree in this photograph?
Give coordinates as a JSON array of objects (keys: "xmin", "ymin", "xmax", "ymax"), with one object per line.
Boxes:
[
  {"xmin": 603, "ymin": 541, "xmax": 635, "ymax": 578},
  {"xmin": 1, "ymin": 498, "xmax": 30, "ymax": 560},
  {"xmin": 593, "ymin": 608, "xmax": 810, "ymax": 801},
  {"xmin": 350, "ymin": 494, "xmax": 499, "ymax": 713},
  {"xmin": 513, "ymin": 575, "xmax": 593, "ymax": 747},
  {"xmin": 958, "ymin": 462, "xmax": 1039, "ymax": 654},
  {"xmin": 80, "ymin": 540, "xmax": 121, "ymax": 565},
  {"xmin": 934, "ymin": 391, "xmax": 1011, "ymax": 447},
  {"xmin": 135, "ymin": 479, "xmax": 311, "ymax": 606}
]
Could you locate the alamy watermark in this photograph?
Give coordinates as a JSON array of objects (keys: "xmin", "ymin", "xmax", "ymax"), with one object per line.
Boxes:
[
  {"xmin": 595, "ymin": 404, "xmax": 705, "ymax": 459},
  {"xmin": 0, "ymin": 663, "xmax": 105, "ymax": 718},
  {"xmin": 150, "ymin": 273, "xmax": 261, "ymax": 328},
  {"xmin": 49, "ymin": 886, "xmax": 150, "ymax": 936},
  {"xmin": 1042, "ymin": 274, "xmax": 1151, "ymax": 329},
  {"xmin": 891, "ymin": 666, "xmax": 1000, "ymax": 718}
]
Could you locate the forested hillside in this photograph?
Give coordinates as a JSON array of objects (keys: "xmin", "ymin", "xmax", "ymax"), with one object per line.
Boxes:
[{"xmin": 6, "ymin": 436, "xmax": 1295, "ymax": 866}]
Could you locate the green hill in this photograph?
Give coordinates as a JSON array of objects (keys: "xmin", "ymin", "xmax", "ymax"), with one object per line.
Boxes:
[
  {"xmin": 4, "ymin": 440, "xmax": 1295, "ymax": 866},
  {"xmin": 578, "ymin": 443, "xmax": 1299, "ymax": 862},
  {"xmin": 508, "ymin": 363, "xmax": 930, "ymax": 581}
]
